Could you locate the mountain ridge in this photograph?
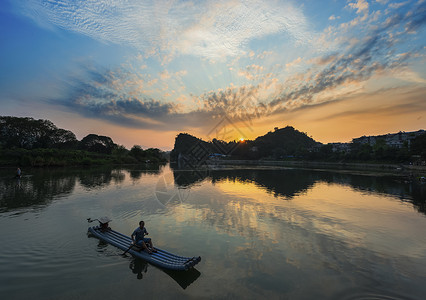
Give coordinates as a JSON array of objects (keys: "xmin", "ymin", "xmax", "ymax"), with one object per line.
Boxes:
[{"xmin": 170, "ymin": 126, "xmax": 320, "ymax": 161}]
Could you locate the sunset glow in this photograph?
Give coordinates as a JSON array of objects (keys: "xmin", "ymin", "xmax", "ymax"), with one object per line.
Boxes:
[{"xmin": 1, "ymin": 0, "xmax": 425, "ymax": 149}]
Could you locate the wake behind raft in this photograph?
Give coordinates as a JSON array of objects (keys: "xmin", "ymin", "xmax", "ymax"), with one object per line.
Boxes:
[{"xmin": 87, "ymin": 217, "xmax": 201, "ymax": 271}]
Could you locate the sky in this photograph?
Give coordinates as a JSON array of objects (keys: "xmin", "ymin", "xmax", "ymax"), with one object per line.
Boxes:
[{"xmin": 1, "ymin": 0, "xmax": 425, "ymax": 150}]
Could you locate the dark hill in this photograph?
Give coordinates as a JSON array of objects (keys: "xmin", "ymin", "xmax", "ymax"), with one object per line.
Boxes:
[
  {"xmin": 253, "ymin": 126, "xmax": 319, "ymax": 158},
  {"xmin": 170, "ymin": 126, "xmax": 320, "ymax": 162},
  {"xmin": 170, "ymin": 133, "xmax": 212, "ymax": 162}
]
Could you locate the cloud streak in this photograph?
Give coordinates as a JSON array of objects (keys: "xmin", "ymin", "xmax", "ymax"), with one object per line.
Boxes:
[
  {"xmin": 266, "ymin": 0, "xmax": 426, "ymax": 112},
  {"xmin": 14, "ymin": 0, "xmax": 312, "ymax": 60},
  {"xmin": 30, "ymin": 1, "xmax": 426, "ymax": 137}
]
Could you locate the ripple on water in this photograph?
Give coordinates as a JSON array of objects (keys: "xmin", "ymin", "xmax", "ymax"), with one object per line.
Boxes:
[
  {"xmin": 116, "ymin": 209, "xmax": 141, "ymax": 221},
  {"xmin": 0, "ymin": 238, "xmax": 104, "ymax": 277},
  {"xmin": 331, "ymin": 288, "xmax": 420, "ymax": 300}
]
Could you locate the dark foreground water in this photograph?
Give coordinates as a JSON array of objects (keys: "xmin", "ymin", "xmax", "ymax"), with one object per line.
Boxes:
[{"xmin": 0, "ymin": 164, "xmax": 425, "ymax": 299}]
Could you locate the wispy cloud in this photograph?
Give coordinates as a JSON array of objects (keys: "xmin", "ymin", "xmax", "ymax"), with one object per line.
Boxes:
[
  {"xmin": 51, "ymin": 64, "xmax": 225, "ymax": 131},
  {"xmin": 198, "ymin": 0, "xmax": 426, "ymax": 121},
  {"xmin": 266, "ymin": 1, "xmax": 426, "ymax": 111},
  {"xmin": 388, "ymin": 1, "xmax": 410, "ymax": 9},
  {"xmin": 55, "ymin": 67, "xmax": 178, "ymax": 127},
  {"xmin": 313, "ymin": 85, "xmax": 426, "ymax": 122},
  {"xmin": 38, "ymin": 1, "xmax": 426, "ymax": 135},
  {"xmin": 14, "ymin": 0, "xmax": 312, "ymax": 60},
  {"xmin": 347, "ymin": 0, "xmax": 369, "ymax": 15}
]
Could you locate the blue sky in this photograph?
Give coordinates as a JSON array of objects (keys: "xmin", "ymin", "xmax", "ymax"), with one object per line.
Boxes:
[{"xmin": 1, "ymin": 0, "xmax": 425, "ymax": 149}]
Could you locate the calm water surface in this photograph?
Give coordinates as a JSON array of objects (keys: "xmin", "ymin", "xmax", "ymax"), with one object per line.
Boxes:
[{"xmin": 0, "ymin": 164, "xmax": 425, "ymax": 299}]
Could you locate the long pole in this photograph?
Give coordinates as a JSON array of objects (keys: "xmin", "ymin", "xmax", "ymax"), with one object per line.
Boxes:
[{"xmin": 123, "ymin": 243, "xmax": 135, "ymax": 255}]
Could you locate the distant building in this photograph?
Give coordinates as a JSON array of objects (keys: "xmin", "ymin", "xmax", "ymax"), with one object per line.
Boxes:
[
  {"xmin": 352, "ymin": 135, "xmax": 376, "ymax": 146},
  {"xmin": 325, "ymin": 129, "xmax": 424, "ymax": 153},
  {"xmin": 352, "ymin": 130, "xmax": 424, "ymax": 149},
  {"xmin": 329, "ymin": 142, "xmax": 351, "ymax": 153}
]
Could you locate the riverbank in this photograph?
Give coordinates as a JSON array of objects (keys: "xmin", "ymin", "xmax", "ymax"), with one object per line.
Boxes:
[
  {"xmin": 205, "ymin": 159, "xmax": 426, "ymax": 177},
  {"xmin": 0, "ymin": 148, "xmax": 167, "ymax": 167}
]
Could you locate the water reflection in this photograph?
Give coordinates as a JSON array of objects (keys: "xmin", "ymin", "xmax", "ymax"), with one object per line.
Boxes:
[
  {"xmin": 0, "ymin": 165, "xmax": 164, "ymax": 212},
  {"xmin": 331, "ymin": 287, "xmax": 419, "ymax": 300},
  {"xmin": 95, "ymin": 240, "xmax": 110, "ymax": 253},
  {"xmin": 170, "ymin": 165, "xmax": 426, "ymax": 215},
  {"xmin": 79, "ymin": 169, "xmax": 125, "ymax": 189},
  {"xmin": 129, "ymin": 257, "xmax": 148, "ymax": 279},
  {"xmin": 0, "ymin": 171, "xmax": 76, "ymax": 212},
  {"xmin": 129, "ymin": 164, "xmax": 162, "ymax": 180},
  {"xmin": 1, "ymin": 164, "xmax": 425, "ymax": 299},
  {"xmin": 88, "ymin": 230, "xmax": 202, "ymax": 289},
  {"xmin": 1, "ymin": 164, "xmax": 424, "ymax": 217},
  {"xmin": 92, "ymin": 239, "xmax": 202, "ymax": 289},
  {"xmin": 128, "ymin": 258, "xmax": 201, "ymax": 289}
]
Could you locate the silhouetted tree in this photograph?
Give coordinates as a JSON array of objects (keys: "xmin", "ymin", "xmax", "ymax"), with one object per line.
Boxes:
[
  {"xmin": 130, "ymin": 145, "xmax": 145, "ymax": 160},
  {"xmin": 411, "ymin": 133, "xmax": 426, "ymax": 159},
  {"xmin": 0, "ymin": 116, "xmax": 77, "ymax": 149},
  {"xmin": 79, "ymin": 134, "xmax": 116, "ymax": 154}
]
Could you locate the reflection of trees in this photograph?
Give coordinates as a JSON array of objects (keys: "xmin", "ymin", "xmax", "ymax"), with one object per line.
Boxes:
[
  {"xmin": 128, "ymin": 165, "xmax": 162, "ymax": 180},
  {"xmin": 315, "ymin": 172, "xmax": 425, "ymax": 212},
  {"xmin": 411, "ymin": 184, "xmax": 426, "ymax": 214},
  {"xmin": 0, "ymin": 165, "xmax": 168, "ymax": 212},
  {"xmin": 129, "ymin": 170, "xmax": 143, "ymax": 180},
  {"xmin": 170, "ymin": 165, "xmax": 426, "ymax": 215},
  {"xmin": 78, "ymin": 167, "xmax": 124, "ymax": 189},
  {"xmin": 78, "ymin": 165, "xmax": 161, "ymax": 189},
  {"xmin": 0, "ymin": 169, "xmax": 77, "ymax": 211}
]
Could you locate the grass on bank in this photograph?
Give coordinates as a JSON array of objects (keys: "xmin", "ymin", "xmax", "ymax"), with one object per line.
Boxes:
[{"xmin": 0, "ymin": 148, "xmax": 165, "ymax": 167}]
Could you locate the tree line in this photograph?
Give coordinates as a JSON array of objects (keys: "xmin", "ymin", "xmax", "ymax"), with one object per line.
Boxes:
[{"xmin": 0, "ymin": 116, "xmax": 167, "ymax": 166}]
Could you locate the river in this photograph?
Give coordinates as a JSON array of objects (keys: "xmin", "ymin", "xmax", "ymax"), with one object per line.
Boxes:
[{"xmin": 0, "ymin": 164, "xmax": 425, "ymax": 299}]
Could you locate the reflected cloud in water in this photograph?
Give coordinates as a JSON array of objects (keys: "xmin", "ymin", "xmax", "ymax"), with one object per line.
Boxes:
[
  {"xmin": 170, "ymin": 164, "xmax": 426, "ymax": 214},
  {"xmin": 1, "ymin": 164, "xmax": 424, "ymax": 219},
  {"xmin": 159, "ymin": 167, "xmax": 426, "ymax": 298},
  {"xmin": 1, "ymin": 164, "xmax": 425, "ymax": 299}
]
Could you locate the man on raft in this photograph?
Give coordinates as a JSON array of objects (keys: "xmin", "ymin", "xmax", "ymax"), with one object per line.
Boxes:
[{"xmin": 131, "ymin": 221, "xmax": 157, "ymax": 254}]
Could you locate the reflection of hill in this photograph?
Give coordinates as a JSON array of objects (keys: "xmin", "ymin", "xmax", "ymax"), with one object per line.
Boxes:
[
  {"xmin": 211, "ymin": 169, "xmax": 318, "ymax": 199},
  {"xmin": 171, "ymin": 167, "xmax": 318, "ymax": 199},
  {"xmin": 170, "ymin": 165, "xmax": 426, "ymax": 214},
  {"xmin": 172, "ymin": 169, "xmax": 210, "ymax": 187}
]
